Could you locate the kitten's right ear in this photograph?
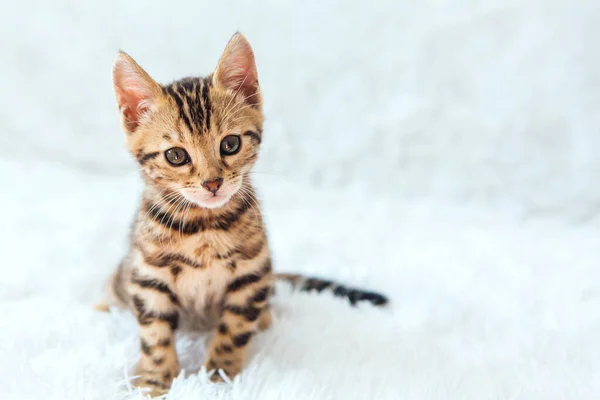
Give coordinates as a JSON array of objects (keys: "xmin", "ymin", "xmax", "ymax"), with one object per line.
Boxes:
[
  {"xmin": 213, "ymin": 33, "xmax": 260, "ymax": 107},
  {"xmin": 112, "ymin": 51, "xmax": 161, "ymax": 133}
]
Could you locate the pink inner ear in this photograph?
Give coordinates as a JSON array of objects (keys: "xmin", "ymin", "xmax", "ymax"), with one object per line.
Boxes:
[
  {"xmin": 215, "ymin": 35, "xmax": 260, "ymax": 105},
  {"xmin": 222, "ymin": 66, "xmax": 258, "ymax": 101},
  {"xmin": 223, "ymin": 67, "xmax": 259, "ymax": 106},
  {"xmin": 115, "ymin": 87, "xmax": 148, "ymax": 127},
  {"xmin": 113, "ymin": 54, "xmax": 156, "ymax": 132}
]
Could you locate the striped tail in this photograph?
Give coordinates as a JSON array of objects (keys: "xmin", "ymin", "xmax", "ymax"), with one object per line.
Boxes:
[{"xmin": 275, "ymin": 273, "xmax": 388, "ymax": 307}]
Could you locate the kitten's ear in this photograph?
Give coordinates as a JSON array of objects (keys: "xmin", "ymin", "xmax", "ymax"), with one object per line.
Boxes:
[
  {"xmin": 112, "ymin": 51, "xmax": 162, "ymax": 133},
  {"xmin": 213, "ymin": 33, "xmax": 260, "ymax": 106}
]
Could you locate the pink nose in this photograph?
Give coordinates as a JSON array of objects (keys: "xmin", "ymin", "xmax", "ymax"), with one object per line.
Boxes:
[{"xmin": 202, "ymin": 177, "xmax": 223, "ymax": 194}]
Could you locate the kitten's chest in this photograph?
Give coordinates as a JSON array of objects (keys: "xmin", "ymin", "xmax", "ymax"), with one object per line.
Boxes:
[{"xmin": 171, "ymin": 232, "xmax": 237, "ymax": 330}]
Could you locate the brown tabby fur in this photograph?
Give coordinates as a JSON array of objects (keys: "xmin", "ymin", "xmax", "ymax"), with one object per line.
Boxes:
[{"xmin": 98, "ymin": 33, "xmax": 387, "ymax": 397}]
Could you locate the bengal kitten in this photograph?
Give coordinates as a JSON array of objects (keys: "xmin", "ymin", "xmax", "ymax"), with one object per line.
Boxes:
[{"xmin": 99, "ymin": 33, "xmax": 388, "ymax": 396}]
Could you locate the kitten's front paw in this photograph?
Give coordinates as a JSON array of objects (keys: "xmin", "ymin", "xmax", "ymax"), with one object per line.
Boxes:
[
  {"xmin": 135, "ymin": 361, "xmax": 179, "ymax": 397},
  {"xmin": 138, "ymin": 380, "xmax": 169, "ymax": 398},
  {"xmin": 205, "ymin": 357, "xmax": 242, "ymax": 383}
]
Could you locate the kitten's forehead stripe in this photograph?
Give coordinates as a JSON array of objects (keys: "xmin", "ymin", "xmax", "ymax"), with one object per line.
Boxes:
[
  {"xmin": 180, "ymin": 78, "xmax": 203, "ymax": 132},
  {"xmin": 175, "ymin": 84, "xmax": 196, "ymax": 134},
  {"xmin": 191, "ymin": 80, "xmax": 205, "ymax": 130},
  {"xmin": 165, "ymin": 85, "xmax": 194, "ymax": 135},
  {"xmin": 163, "ymin": 77, "xmax": 213, "ymax": 137},
  {"xmin": 201, "ymin": 77, "xmax": 212, "ymax": 132}
]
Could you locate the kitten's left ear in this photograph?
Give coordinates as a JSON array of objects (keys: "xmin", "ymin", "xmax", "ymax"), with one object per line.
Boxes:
[
  {"xmin": 213, "ymin": 33, "xmax": 261, "ymax": 107},
  {"xmin": 112, "ymin": 51, "xmax": 162, "ymax": 133}
]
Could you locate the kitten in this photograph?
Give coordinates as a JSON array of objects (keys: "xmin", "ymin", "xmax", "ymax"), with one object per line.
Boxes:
[{"xmin": 100, "ymin": 32, "xmax": 387, "ymax": 396}]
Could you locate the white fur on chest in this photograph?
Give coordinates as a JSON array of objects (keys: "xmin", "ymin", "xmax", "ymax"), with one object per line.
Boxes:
[
  {"xmin": 175, "ymin": 260, "xmax": 231, "ymax": 308},
  {"xmin": 172, "ymin": 233, "xmax": 237, "ymax": 330}
]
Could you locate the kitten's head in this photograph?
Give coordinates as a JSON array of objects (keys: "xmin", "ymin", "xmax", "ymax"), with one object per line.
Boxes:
[{"xmin": 112, "ymin": 33, "xmax": 263, "ymax": 209}]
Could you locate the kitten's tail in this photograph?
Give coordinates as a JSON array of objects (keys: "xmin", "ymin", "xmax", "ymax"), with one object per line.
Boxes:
[{"xmin": 275, "ymin": 273, "xmax": 388, "ymax": 307}]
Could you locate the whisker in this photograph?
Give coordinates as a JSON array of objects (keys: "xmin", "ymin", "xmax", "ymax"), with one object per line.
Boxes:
[
  {"xmin": 224, "ymin": 115, "xmax": 256, "ymax": 126},
  {"xmin": 139, "ymin": 190, "xmax": 181, "ymax": 231},
  {"xmin": 223, "ymin": 100, "xmax": 258, "ymax": 124},
  {"xmin": 168, "ymin": 196, "xmax": 188, "ymax": 247},
  {"xmin": 157, "ymin": 192, "xmax": 184, "ymax": 248},
  {"xmin": 221, "ymin": 92, "xmax": 260, "ymax": 124},
  {"xmin": 180, "ymin": 199, "xmax": 193, "ymax": 242},
  {"xmin": 220, "ymin": 72, "xmax": 251, "ymax": 120},
  {"xmin": 237, "ymin": 183, "xmax": 260, "ymax": 220}
]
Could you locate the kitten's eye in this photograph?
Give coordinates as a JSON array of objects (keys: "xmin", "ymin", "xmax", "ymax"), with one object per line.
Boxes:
[
  {"xmin": 220, "ymin": 135, "xmax": 241, "ymax": 156},
  {"xmin": 164, "ymin": 147, "xmax": 190, "ymax": 166}
]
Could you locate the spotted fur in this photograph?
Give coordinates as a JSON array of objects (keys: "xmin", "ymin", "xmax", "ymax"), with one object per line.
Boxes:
[{"xmin": 99, "ymin": 33, "xmax": 387, "ymax": 397}]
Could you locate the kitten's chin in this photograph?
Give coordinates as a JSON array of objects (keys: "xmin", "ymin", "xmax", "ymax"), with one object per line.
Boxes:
[{"xmin": 182, "ymin": 192, "xmax": 233, "ymax": 209}]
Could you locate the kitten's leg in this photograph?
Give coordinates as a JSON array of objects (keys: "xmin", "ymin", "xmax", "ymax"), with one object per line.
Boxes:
[
  {"xmin": 204, "ymin": 259, "xmax": 273, "ymax": 381},
  {"xmin": 130, "ymin": 267, "xmax": 180, "ymax": 396}
]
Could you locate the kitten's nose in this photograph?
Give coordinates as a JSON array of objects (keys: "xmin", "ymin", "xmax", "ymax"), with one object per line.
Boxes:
[{"xmin": 202, "ymin": 177, "xmax": 223, "ymax": 194}]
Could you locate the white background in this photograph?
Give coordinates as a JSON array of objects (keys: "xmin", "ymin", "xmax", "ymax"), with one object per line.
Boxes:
[{"xmin": 1, "ymin": 1, "xmax": 598, "ymax": 399}]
